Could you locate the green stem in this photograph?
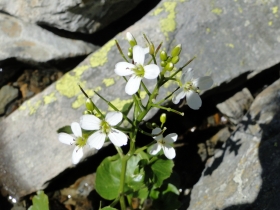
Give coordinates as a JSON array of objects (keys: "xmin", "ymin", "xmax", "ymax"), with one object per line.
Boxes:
[
  {"xmin": 115, "ymin": 40, "xmax": 129, "ymax": 62},
  {"xmin": 151, "ymin": 104, "xmax": 184, "ymax": 116},
  {"xmin": 140, "ymin": 81, "xmax": 151, "ymax": 96},
  {"xmin": 119, "ymin": 156, "xmax": 129, "ymax": 210}
]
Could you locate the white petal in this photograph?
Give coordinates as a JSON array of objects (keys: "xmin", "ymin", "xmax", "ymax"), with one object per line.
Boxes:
[
  {"xmin": 163, "ymin": 145, "xmax": 176, "ymax": 159},
  {"xmin": 143, "ymin": 47, "xmax": 149, "ymax": 54},
  {"xmin": 182, "ymin": 68, "xmax": 194, "ymax": 84},
  {"xmin": 72, "ymin": 146, "xmax": 83, "ymax": 164},
  {"xmin": 143, "ymin": 64, "xmax": 160, "ymax": 79},
  {"xmin": 152, "ymin": 128, "xmax": 163, "ymax": 141},
  {"xmin": 172, "ymin": 90, "xmax": 186, "ymax": 104},
  {"xmin": 115, "ymin": 62, "xmax": 135, "ymax": 76},
  {"xmin": 108, "ymin": 128, "xmax": 128, "ymax": 147},
  {"xmin": 80, "ymin": 115, "xmax": 101, "ymax": 130},
  {"xmin": 148, "ymin": 143, "xmax": 162, "ymax": 155},
  {"xmin": 125, "ymin": 76, "xmax": 142, "ymax": 95},
  {"xmin": 126, "ymin": 32, "xmax": 133, "ymax": 41},
  {"xmin": 58, "ymin": 133, "xmax": 75, "ymax": 145},
  {"xmin": 164, "ymin": 133, "xmax": 178, "ymax": 144},
  {"xmin": 71, "ymin": 122, "xmax": 82, "ymax": 137},
  {"xmin": 105, "ymin": 112, "xmax": 123, "ymax": 126},
  {"xmin": 133, "ymin": 45, "xmax": 145, "ymax": 65},
  {"xmin": 193, "ymin": 76, "xmax": 213, "ymax": 90},
  {"xmin": 186, "ymin": 91, "xmax": 202, "ymax": 110},
  {"xmin": 87, "ymin": 131, "xmax": 106, "ymax": 149}
]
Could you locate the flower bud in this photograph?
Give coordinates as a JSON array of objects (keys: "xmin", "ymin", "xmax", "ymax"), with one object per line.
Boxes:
[
  {"xmin": 164, "ymin": 62, "xmax": 174, "ymax": 71},
  {"xmin": 128, "ymin": 47, "xmax": 133, "ymax": 52},
  {"xmin": 128, "ymin": 51, "xmax": 133, "ymax": 59},
  {"xmin": 149, "ymin": 42, "xmax": 155, "ymax": 55},
  {"xmin": 171, "ymin": 44, "xmax": 182, "ymax": 57},
  {"xmin": 86, "ymin": 98, "xmax": 94, "ymax": 111},
  {"xmin": 160, "ymin": 51, "xmax": 168, "ymax": 61},
  {"xmin": 83, "ymin": 110, "xmax": 92, "ymax": 115},
  {"xmin": 171, "ymin": 55, "xmax": 179, "ymax": 64},
  {"xmin": 160, "ymin": 61, "xmax": 167, "ymax": 67},
  {"xmin": 146, "ymin": 122, "xmax": 154, "ymax": 129},
  {"xmin": 160, "ymin": 113, "xmax": 167, "ymax": 124},
  {"xmin": 126, "ymin": 32, "xmax": 137, "ymax": 47}
]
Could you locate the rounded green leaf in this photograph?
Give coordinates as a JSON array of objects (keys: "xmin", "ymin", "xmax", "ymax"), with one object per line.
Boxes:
[{"xmin": 151, "ymin": 158, "xmax": 174, "ymax": 187}]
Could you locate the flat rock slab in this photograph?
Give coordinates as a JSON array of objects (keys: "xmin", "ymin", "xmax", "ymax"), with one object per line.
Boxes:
[
  {"xmin": 1, "ymin": 0, "xmax": 280, "ymax": 199},
  {"xmin": 188, "ymin": 79, "xmax": 280, "ymax": 210},
  {"xmin": 0, "ymin": 13, "xmax": 97, "ymax": 63},
  {"xmin": 0, "ymin": 0, "xmax": 144, "ymax": 34}
]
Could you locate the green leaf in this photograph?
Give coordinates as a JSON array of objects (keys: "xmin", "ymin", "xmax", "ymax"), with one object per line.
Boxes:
[
  {"xmin": 121, "ymin": 101, "xmax": 133, "ymax": 116},
  {"xmin": 56, "ymin": 125, "xmax": 72, "ymax": 134},
  {"xmin": 100, "ymin": 207, "xmax": 118, "ymax": 210},
  {"xmin": 28, "ymin": 191, "xmax": 49, "ymax": 210},
  {"xmin": 95, "ymin": 154, "xmax": 143, "ymax": 200},
  {"xmin": 151, "ymin": 158, "xmax": 174, "ymax": 187}
]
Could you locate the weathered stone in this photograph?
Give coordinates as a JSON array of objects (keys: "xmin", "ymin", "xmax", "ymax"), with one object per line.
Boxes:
[
  {"xmin": 216, "ymin": 88, "xmax": 254, "ymax": 124},
  {"xmin": 188, "ymin": 79, "xmax": 280, "ymax": 210},
  {"xmin": 0, "ymin": 85, "xmax": 18, "ymax": 115},
  {"xmin": 0, "ymin": 0, "xmax": 144, "ymax": 34},
  {"xmin": 0, "ymin": 13, "xmax": 97, "ymax": 63},
  {"xmin": 1, "ymin": 0, "xmax": 280, "ymax": 199}
]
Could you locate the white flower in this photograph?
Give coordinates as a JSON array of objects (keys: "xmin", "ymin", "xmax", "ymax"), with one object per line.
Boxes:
[
  {"xmin": 148, "ymin": 128, "xmax": 177, "ymax": 159},
  {"xmin": 114, "ymin": 45, "xmax": 160, "ymax": 95},
  {"xmin": 58, "ymin": 122, "xmax": 86, "ymax": 164},
  {"xmin": 172, "ymin": 68, "xmax": 213, "ymax": 110},
  {"xmin": 80, "ymin": 111, "xmax": 128, "ymax": 149}
]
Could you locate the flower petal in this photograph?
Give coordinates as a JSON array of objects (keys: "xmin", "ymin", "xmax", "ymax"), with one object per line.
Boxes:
[
  {"xmin": 105, "ymin": 111, "xmax": 123, "ymax": 126},
  {"xmin": 143, "ymin": 47, "xmax": 149, "ymax": 54},
  {"xmin": 182, "ymin": 68, "xmax": 194, "ymax": 84},
  {"xmin": 143, "ymin": 64, "xmax": 160, "ymax": 79},
  {"xmin": 72, "ymin": 146, "xmax": 83, "ymax": 164},
  {"xmin": 125, "ymin": 76, "xmax": 142, "ymax": 95},
  {"xmin": 164, "ymin": 133, "xmax": 178, "ymax": 144},
  {"xmin": 80, "ymin": 115, "xmax": 101, "ymax": 130},
  {"xmin": 186, "ymin": 91, "xmax": 202, "ymax": 110},
  {"xmin": 162, "ymin": 145, "xmax": 176, "ymax": 159},
  {"xmin": 172, "ymin": 90, "xmax": 186, "ymax": 104},
  {"xmin": 126, "ymin": 32, "xmax": 133, "ymax": 41},
  {"xmin": 115, "ymin": 62, "xmax": 135, "ymax": 76},
  {"xmin": 87, "ymin": 131, "xmax": 106, "ymax": 149},
  {"xmin": 108, "ymin": 128, "xmax": 128, "ymax": 147},
  {"xmin": 193, "ymin": 76, "xmax": 213, "ymax": 90},
  {"xmin": 58, "ymin": 133, "xmax": 75, "ymax": 145},
  {"xmin": 148, "ymin": 143, "xmax": 162, "ymax": 155},
  {"xmin": 133, "ymin": 45, "xmax": 146, "ymax": 65},
  {"xmin": 71, "ymin": 122, "xmax": 82, "ymax": 137},
  {"xmin": 152, "ymin": 128, "xmax": 163, "ymax": 141}
]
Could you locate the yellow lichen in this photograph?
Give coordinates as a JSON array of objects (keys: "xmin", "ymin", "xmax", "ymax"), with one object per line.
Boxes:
[
  {"xmin": 226, "ymin": 43, "xmax": 235, "ymax": 48},
  {"xmin": 72, "ymin": 87, "xmax": 100, "ymax": 109},
  {"xmin": 108, "ymin": 98, "xmax": 133, "ymax": 111},
  {"xmin": 160, "ymin": 2, "xmax": 177, "ymax": 40},
  {"xmin": 272, "ymin": 6, "xmax": 278, "ymax": 17},
  {"xmin": 43, "ymin": 92, "xmax": 57, "ymax": 105},
  {"xmin": 238, "ymin": 7, "xmax": 243, "ymax": 13},
  {"xmin": 27, "ymin": 100, "xmax": 42, "ymax": 115},
  {"xmin": 56, "ymin": 73, "xmax": 86, "ymax": 98},
  {"xmin": 18, "ymin": 105, "xmax": 26, "ymax": 111},
  {"xmin": 268, "ymin": 21, "xmax": 273, "ymax": 26},
  {"xmin": 103, "ymin": 78, "xmax": 115, "ymax": 87},
  {"xmin": 139, "ymin": 91, "xmax": 147, "ymax": 99},
  {"xmin": 90, "ymin": 40, "xmax": 115, "ymax": 68},
  {"xmin": 206, "ymin": 28, "xmax": 211, "ymax": 34},
  {"xmin": 73, "ymin": 65, "xmax": 90, "ymax": 77},
  {"xmin": 153, "ymin": 7, "xmax": 164, "ymax": 16},
  {"xmin": 211, "ymin": 8, "xmax": 223, "ymax": 15}
]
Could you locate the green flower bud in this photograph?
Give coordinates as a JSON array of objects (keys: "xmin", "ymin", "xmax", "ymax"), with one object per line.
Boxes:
[
  {"xmin": 171, "ymin": 55, "xmax": 179, "ymax": 64},
  {"xmin": 160, "ymin": 113, "xmax": 167, "ymax": 124},
  {"xmin": 152, "ymin": 123, "xmax": 158, "ymax": 128},
  {"xmin": 171, "ymin": 44, "xmax": 182, "ymax": 57},
  {"xmin": 160, "ymin": 61, "xmax": 167, "ymax": 67},
  {"xmin": 128, "ymin": 51, "xmax": 133, "ymax": 59},
  {"xmin": 126, "ymin": 32, "xmax": 137, "ymax": 47},
  {"xmin": 128, "ymin": 47, "xmax": 133, "ymax": 52},
  {"xmin": 83, "ymin": 110, "xmax": 92, "ymax": 115},
  {"xmin": 160, "ymin": 51, "xmax": 168, "ymax": 61},
  {"xmin": 149, "ymin": 42, "xmax": 155, "ymax": 55},
  {"xmin": 146, "ymin": 122, "xmax": 154, "ymax": 129},
  {"xmin": 164, "ymin": 62, "xmax": 174, "ymax": 71},
  {"xmin": 86, "ymin": 98, "xmax": 94, "ymax": 111}
]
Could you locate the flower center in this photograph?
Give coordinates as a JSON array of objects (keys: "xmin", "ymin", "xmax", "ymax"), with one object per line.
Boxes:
[
  {"xmin": 183, "ymin": 81, "xmax": 200, "ymax": 93},
  {"xmin": 158, "ymin": 138, "xmax": 166, "ymax": 146},
  {"xmin": 76, "ymin": 136, "xmax": 87, "ymax": 148},
  {"xmin": 100, "ymin": 120, "xmax": 111, "ymax": 134},
  {"xmin": 133, "ymin": 64, "xmax": 145, "ymax": 77}
]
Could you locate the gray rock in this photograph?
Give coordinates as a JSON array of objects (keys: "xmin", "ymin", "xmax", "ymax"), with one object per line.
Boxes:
[
  {"xmin": 0, "ymin": 85, "xmax": 18, "ymax": 115},
  {"xmin": 1, "ymin": 0, "xmax": 280, "ymax": 199},
  {"xmin": 0, "ymin": 0, "xmax": 144, "ymax": 34},
  {"xmin": 188, "ymin": 79, "xmax": 280, "ymax": 210},
  {"xmin": 216, "ymin": 88, "xmax": 254, "ymax": 124},
  {"xmin": 0, "ymin": 13, "xmax": 97, "ymax": 63}
]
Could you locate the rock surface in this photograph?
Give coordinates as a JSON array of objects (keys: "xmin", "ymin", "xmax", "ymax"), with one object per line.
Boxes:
[
  {"xmin": 0, "ymin": 0, "xmax": 144, "ymax": 34},
  {"xmin": 0, "ymin": 13, "xmax": 97, "ymax": 63},
  {"xmin": 188, "ymin": 78, "xmax": 280, "ymax": 210},
  {"xmin": 1, "ymin": 0, "xmax": 280, "ymax": 199},
  {"xmin": 0, "ymin": 85, "xmax": 18, "ymax": 115}
]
